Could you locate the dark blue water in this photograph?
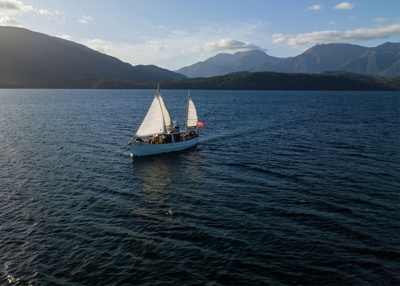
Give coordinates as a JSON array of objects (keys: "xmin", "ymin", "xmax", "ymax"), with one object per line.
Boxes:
[{"xmin": 0, "ymin": 89, "xmax": 399, "ymax": 285}]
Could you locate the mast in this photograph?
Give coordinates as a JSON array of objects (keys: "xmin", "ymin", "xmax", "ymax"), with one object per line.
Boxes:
[
  {"xmin": 185, "ymin": 91, "xmax": 190, "ymax": 131},
  {"xmin": 156, "ymin": 90, "xmax": 166, "ymax": 131}
]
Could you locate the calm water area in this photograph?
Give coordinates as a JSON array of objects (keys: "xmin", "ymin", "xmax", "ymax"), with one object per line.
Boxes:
[{"xmin": 0, "ymin": 89, "xmax": 399, "ymax": 285}]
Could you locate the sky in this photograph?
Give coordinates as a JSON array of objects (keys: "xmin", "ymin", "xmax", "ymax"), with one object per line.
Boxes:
[{"xmin": 0, "ymin": 0, "xmax": 399, "ymax": 70}]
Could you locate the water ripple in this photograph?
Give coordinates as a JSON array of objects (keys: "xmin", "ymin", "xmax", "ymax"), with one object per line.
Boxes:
[{"xmin": 0, "ymin": 90, "xmax": 399, "ymax": 285}]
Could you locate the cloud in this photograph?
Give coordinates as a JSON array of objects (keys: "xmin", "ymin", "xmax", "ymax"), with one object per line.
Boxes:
[
  {"xmin": 0, "ymin": 0, "xmax": 33, "ymax": 15},
  {"xmin": 80, "ymin": 20, "xmax": 269, "ymax": 70},
  {"xmin": 82, "ymin": 38, "xmax": 171, "ymax": 69},
  {"xmin": 81, "ymin": 36, "xmax": 202, "ymax": 70},
  {"xmin": 334, "ymin": 2, "xmax": 354, "ymax": 10},
  {"xmin": 147, "ymin": 40, "xmax": 169, "ymax": 50},
  {"xmin": 0, "ymin": 15, "xmax": 22, "ymax": 26},
  {"xmin": 203, "ymin": 38, "xmax": 264, "ymax": 52},
  {"xmin": 272, "ymin": 23, "xmax": 400, "ymax": 46},
  {"xmin": 36, "ymin": 8, "xmax": 53, "ymax": 16},
  {"xmin": 84, "ymin": 38, "xmax": 114, "ymax": 54},
  {"xmin": 84, "ymin": 38, "xmax": 171, "ymax": 56},
  {"xmin": 308, "ymin": 5, "xmax": 323, "ymax": 11},
  {"xmin": 374, "ymin": 17, "xmax": 389, "ymax": 24},
  {"xmin": 78, "ymin": 15, "xmax": 92, "ymax": 24},
  {"xmin": 0, "ymin": 0, "xmax": 64, "ymax": 24},
  {"xmin": 56, "ymin": 34, "xmax": 72, "ymax": 40}
]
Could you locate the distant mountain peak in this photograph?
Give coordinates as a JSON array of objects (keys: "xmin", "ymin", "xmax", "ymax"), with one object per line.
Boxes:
[
  {"xmin": 176, "ymin": 49, "xmax": 285, "ymax": 77},
  {"xmin": 176, "ymin": 42, "xmax": 399, "ymax": 78}
]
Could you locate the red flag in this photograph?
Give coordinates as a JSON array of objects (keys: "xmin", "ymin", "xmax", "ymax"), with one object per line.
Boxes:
[{"xmin": 197, "ymin": 121, "xmax": 205, "ymax": 128}]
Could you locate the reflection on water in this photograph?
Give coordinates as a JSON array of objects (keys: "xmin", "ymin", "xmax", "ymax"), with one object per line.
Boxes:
[
  {"xmin": 130, "ymin": 148, "xmax": 207, "ymax": 219},
  {"xmin": 133, "ymin": 155, "xmax": 174, "ymax": 193}
]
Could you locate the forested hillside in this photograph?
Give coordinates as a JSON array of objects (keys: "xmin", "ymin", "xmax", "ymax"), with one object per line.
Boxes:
[{"xmin": 0, "ymin": 27, "xmax": 186, "ymax": 88}]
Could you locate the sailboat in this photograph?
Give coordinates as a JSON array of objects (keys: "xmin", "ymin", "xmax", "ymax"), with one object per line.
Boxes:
[{"xmin": 129, "ymin": 87, "xmax": 203, "ymax": 157}]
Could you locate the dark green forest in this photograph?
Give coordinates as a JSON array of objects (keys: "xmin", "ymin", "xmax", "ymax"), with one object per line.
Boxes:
[
  {"xmin": 0, "ymin": 60, "xmax": 398, "ymax": 90},
  {"xmin": 2, "ymin": 71, "xmax": 393, "ymax": 91},
  {"xmin": 160, "ymin": 72, "xmax": 400, "ymax": 91}
]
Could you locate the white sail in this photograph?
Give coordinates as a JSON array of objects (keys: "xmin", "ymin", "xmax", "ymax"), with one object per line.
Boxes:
[
  {"xmin": 186, "ymin": 95, "xmax": 198, "ymax": 128},
  {"xmin": 157, "ymin": 91, "xmax": 171, "ymax": 128},
  {"xmin": 136, "ymin": 94, "xmax": 166, "ymax": 137}
]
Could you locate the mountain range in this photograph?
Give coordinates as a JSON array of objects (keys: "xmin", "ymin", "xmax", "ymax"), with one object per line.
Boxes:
[
  {"xmin": 0, "ymin": 26, "xmax": 398, "ymax": 89},
  {"xmin": 0, "ymin": 26, "xmax": 186, "ymax": 88},
  {"xmin": 176, "ymin": 42, "xmax": 400, "ymax": 78}
]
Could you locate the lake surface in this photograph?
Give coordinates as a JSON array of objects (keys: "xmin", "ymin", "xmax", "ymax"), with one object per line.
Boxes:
[{"xmin": 0, "ymin": 89, "xmax": 399, "ymax": 285}]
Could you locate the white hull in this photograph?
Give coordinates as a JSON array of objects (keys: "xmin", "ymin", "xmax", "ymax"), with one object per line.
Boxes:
[{"xmin": 131, "ymin": 137, "xmax": 199, "ymax": 157}]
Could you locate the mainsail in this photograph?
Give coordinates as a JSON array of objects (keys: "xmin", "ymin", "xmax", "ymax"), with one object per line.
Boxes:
[
  {"xmin": 186, "ymin": 94, "xmax": 198, "ymax": 129},
  {"xmin": 136, "ymin": 90, "xmax": 171, "ymax": 137},
  {"xmin": 158, "ymin": 92, "xmax": 171, "ymax": 128}
]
